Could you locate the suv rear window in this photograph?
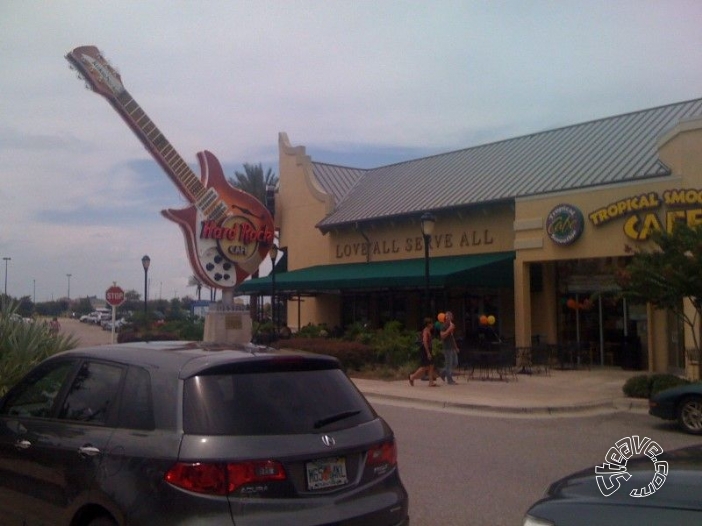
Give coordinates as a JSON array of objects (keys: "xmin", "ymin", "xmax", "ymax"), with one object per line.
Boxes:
[{"xmin": 183, "ymin": 368, "xmax": 376, "ymax": 435}]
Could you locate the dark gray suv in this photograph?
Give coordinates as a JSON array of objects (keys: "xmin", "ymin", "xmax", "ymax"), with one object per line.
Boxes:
[{"xmin": 0, "ymin": 341, "xmax": 409, "ymax": 525}]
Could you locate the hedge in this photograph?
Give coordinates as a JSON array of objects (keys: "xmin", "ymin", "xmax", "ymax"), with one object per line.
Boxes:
[{"xmin": 622, "ymin": 373, "xmax": 690, "ymax": 398}]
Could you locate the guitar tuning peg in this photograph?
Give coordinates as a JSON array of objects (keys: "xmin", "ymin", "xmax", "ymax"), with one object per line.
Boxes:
[
  {"xmin": 84, "ymin": 83, "xmax": 92, "ymax": 90},
  {"xmin": 68, "ymin": 64, "xmax": 75, "ymax": 71}
]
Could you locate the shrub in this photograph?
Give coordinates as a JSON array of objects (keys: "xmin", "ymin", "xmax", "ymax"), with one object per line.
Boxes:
[
  {"xmin": 274, "ymin": 337, "xmax": 375, "ymax": 371},
  {"xmin": 623, "ymin": 373, "xmax": 690, "ymax": 398},
  {"xmin": 366, "ymin": 321, "xmax": 417, "ymax": 367},
  {"xmin": 650, "ymin": 373, "xmax": 689, "ymax": 396},
  {"xmin": 117, "ymin": 331, "xmax": 181, "ymax": 343},
  {"xmin": 296, "ymin": 323, "xmax": 330, "ymax": 339},
  {"xmin": 0, "ymin": 303, "xmax": 77, "ymax": 396},
  {"xmin": 622, "ymin": 374, "xmax": 651, "ymax": 398},
  {"xmin": 342, "ymin": 322, "xmax": 374, "ymax": 345},
  {"xmin": 163, "ymin": 319, "xmax": 204, "ymax": 341}
]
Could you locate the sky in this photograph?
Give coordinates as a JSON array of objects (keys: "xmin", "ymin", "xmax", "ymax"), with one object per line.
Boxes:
[{"xmin": 2, "ymin": 0, "xmax": 702, "ymax": 303}]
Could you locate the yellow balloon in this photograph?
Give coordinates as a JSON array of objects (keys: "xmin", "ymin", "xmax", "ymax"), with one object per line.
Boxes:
[{"xmin": 487, "ymin": 315, "xmax": 496, "ymax": 326}]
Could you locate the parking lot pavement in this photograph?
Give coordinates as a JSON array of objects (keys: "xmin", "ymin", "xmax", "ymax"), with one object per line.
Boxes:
[{"xmin": 60, "ymin": 317, "xmax": 114, "ymax": 347}]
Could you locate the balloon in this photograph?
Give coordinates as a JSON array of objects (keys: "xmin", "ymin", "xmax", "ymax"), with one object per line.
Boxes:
[
  {"xmin": 434, "ymin": 321, "xmax": 442, "ymax": 331},
  {"xmin": 479, "ymin": 315, "xmax": 488, "ymax": 325},
  {"xmin": 487, "ymin": 315, "xmax": 496, "ymax": 326},
  {"xmin": 566, "ymin": 298, "xmax": 577, "ymax": 309},
  {"xmin": 437, "ymin": 312, "xmax": 446, "ymax": 323}
]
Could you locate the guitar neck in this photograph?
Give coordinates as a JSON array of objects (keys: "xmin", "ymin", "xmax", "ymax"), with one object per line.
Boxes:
[{"xmin": 112, "ymin": 90, "xmax": 226, "ymax": 220}]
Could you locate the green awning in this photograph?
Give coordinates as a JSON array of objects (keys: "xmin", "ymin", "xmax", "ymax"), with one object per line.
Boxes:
[{"xmin": 236, "ymin": 252, "xmax": 514, "ymax": 294}]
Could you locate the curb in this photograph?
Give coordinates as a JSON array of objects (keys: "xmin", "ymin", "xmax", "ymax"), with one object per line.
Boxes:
[{"xmin": 360, "ymin": 391, "xmax": 650, "ymax": 417}]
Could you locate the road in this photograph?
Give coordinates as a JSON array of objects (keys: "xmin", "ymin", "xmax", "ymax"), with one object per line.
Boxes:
[
  {"xmin": 376, "ymin": 402, "xmax": 700, "ymax": 525},
  {"xmin": 60, "ymin": 317, "xmax": 116, "ymax": 347}
]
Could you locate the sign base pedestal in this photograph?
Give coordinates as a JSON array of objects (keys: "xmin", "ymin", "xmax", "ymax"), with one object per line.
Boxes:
[{"xmin": 202, "ymin": 289, "xmax": 252, "ymax": 344}]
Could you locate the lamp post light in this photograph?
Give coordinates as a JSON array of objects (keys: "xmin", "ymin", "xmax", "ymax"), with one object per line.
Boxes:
[
  {"xmin": 2, "ymin": 257, "xmax": 10, "ymax": 298},
  {"xmin": 269, "ymin": 244, "xmax": 278, "ymax": 333},
  {"xmin": 420, "ymin": 213, "xmax": 436, "ymax": 318},
  {"xmin": 141, "ymin": 255, "xmax": 150, "ymax": 331}
]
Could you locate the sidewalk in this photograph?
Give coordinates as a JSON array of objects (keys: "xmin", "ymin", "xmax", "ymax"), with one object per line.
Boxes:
[
  {"xmin": 61, "ymin": 318, "xmax": 648, "ymax": 417},
  {"xmin": 351, "ymin": 367, "xmax": 650, "ymax": 417}
]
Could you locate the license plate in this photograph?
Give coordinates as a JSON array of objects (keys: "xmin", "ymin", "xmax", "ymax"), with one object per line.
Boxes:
[{"xmin": 306, "ymin": 457, "xmax": 348, "ymax": 490}]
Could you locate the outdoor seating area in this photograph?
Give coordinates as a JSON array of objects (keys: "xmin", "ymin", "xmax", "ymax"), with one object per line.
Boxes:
[
  {"xmin": 458, "ymin": 343, "xmax": 520, "ymax": 382},
  {"xmin": 455, "ymin": 341, "xmax": 602, "ymax": 382}
]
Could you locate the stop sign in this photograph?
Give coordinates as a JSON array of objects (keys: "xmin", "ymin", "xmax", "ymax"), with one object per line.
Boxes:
[{"xmin": 105, "ymin": 285, "xmax": 126, "ymax": 307}]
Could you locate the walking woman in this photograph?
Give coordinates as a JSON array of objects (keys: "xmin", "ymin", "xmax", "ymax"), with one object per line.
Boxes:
[{"xmin": 409, "ymin": 318, "xmax": 438, "ymax": 387}]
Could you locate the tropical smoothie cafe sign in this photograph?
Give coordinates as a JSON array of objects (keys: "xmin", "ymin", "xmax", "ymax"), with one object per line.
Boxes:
[{"xmin": 588, "ymin": 188, "xmax": 702, "ymax": 241}]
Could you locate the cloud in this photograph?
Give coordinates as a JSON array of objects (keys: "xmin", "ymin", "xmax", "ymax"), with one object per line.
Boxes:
[{"xmin": 2, "ymin": 0, "xmax": 702, "ymax": 301}]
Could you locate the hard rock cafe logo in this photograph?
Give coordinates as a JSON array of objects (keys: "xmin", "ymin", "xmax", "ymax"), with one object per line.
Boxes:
[
  {"xmin": 200, "ymin": 217, "xmax": 274, "ymax": 267},
  {"xmin": 595, "ymin": 436, "xmax": 667, "ymax": 498},
  {"xmin": 546, "ymin": 204, "xmax": 584, "ymax": 246}
]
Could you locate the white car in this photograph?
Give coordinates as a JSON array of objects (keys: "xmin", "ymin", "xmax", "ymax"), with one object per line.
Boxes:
[{"xmin": 102, "ymin": 318, "xmax": 128, "ymax": 331}]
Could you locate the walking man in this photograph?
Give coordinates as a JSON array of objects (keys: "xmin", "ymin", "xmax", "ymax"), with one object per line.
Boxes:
[{"xmin": 440, "ymin": 311, "xmax": 459, "ymax": 384}]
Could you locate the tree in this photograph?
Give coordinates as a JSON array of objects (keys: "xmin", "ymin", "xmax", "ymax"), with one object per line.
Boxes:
[
  {"xmin": 616, "ymin": 223, "xmax": 702, "ymax": 378},
  {"xmin": 229, "ymin": 163, "xmax": 277, "ymax": 204},
  {"xmin": 228, "ymin": 163, "xmax": 279, "ymax": 288},
  {"xmin": 188, "ymin": 275, "xmax": 203, "ymax": 301}
]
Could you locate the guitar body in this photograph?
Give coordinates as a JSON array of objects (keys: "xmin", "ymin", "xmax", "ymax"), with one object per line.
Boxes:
[
  {"xmin": 162, "ymin": 151, "xmax": 273, "ymax": 289},
  {"xmin": 66, "ymin": 45, "xmax": 274, "ymax": 291}
]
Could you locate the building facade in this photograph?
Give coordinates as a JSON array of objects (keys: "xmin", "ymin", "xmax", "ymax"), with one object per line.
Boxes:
[{"xmin": 239, "ymin": 99, "xmax": 702, "ymax": 378}]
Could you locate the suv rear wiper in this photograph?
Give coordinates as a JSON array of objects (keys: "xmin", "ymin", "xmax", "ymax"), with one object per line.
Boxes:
[{"xmin": 313, "ymin": 410, "xmax": 361, "ymax": 429}]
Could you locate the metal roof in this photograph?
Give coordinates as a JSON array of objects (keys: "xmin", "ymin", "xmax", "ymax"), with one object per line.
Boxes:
[
  {"xmin": 312, "ymin": 162, "xmax": 367, "ymax": 203},
  {"xmin": 314, "ymin": 98, "xmax": 702, "ymax": 231}
]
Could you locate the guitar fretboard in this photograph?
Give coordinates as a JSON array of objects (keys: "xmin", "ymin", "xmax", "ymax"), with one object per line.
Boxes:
[{"xmin": 115, "ymin": 90, "xmax": 228, "ymax": 221}]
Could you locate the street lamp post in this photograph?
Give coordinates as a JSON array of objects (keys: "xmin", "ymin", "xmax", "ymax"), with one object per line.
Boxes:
[
  {"xmin": 420, "ymin": 213, "xmax": 436, "ymax": 318},
  {"xmin": 141, "ymin": 255, "xmax": 150, "ymax": 331},
  {"xmin": 2, "ymin": 257, "xmax": 10, "ymax": 298},
  {"xmin": 66, "ymin": 273, "xmax": 72, "ymax": 301},
  {"xmin": 269, "ymin": 244, "xmax": 278, "ymax": 334}
]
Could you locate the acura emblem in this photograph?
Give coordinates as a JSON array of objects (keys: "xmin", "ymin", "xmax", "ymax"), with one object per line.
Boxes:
[{"xmin": 321, "ymin": 435, "xmax": 335, "ymax": 447}]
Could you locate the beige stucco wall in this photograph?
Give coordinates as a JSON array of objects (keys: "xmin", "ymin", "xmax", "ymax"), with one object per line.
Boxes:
[
  {"xmin": 277, "ymin": 133, "xmax": 334, "ymax": 271},
  {"xmin": 277, "ymin": 133, "xmax": 337, "ymax": 329},
  {"xmin": 328, "ymin": 203, "xmax": 515, "ymax": 264}
]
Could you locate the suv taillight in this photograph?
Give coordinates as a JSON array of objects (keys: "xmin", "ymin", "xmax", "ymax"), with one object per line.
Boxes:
[
  {"xmin": 366, "ymin": 439, "xmax": 397, "ymax": 467},
  {"xmin": 165, "ymin": 460, "xmax": 286, "ymax": 495}
]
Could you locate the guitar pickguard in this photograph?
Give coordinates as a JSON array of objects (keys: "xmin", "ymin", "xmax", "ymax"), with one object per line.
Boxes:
[{"xmin": 161, "ymin": 151, "xmax": 274, "ymax": 290}]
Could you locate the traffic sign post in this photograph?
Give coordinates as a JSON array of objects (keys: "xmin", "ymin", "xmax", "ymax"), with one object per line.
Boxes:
[{"xmin": 105, "ymin": 283, "xmax": 126, "ymax": 343}]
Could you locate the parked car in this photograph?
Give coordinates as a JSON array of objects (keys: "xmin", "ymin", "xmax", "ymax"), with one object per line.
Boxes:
[
  {"xmin": 523, "ymin": 444, "xmax": 702, "ymax": 525},
  {"xmin": 81, "ymin": 311, "xmax": 104, "ymax": 324},
  {"xmin": 649, "ymin": 383, "xmax": 702, "ymax": 434},
  {"xmin": 101, "ymin": 317, "xmax": 130, "ymax": 332},
  {"xmin": 0, "ymin": 341, "xmax": 409, "ymax": 526}
]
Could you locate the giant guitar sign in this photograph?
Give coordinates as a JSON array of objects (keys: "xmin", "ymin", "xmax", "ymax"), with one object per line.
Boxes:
[{"xmin": 66, "ymin": 45, "xmax": 274, "ymax": 290}]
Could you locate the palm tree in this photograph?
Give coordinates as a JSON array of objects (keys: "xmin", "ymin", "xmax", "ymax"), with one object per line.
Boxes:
[
  {"xmin": 229, "ymin": 163, "xmax": 277, "ymax": 318},
  {"xmin": 187, "ymin": 275, "xmax": 202, "ymax": 301},
  {"xmin": 229, "ymin": 163, "xmax": 278, "ymax": 204}
]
